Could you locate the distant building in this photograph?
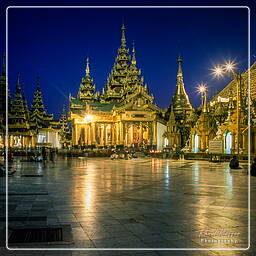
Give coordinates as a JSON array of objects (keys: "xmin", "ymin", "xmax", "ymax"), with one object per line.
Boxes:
[{"xmin": 0, "ymin": 62, "xmax": 64, "ymax": 149}]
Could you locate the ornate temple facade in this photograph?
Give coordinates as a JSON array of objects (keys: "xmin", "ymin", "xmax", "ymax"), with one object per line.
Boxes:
[
  {"xmin": 69, "ymin": 25, "xmax": 166, "ymax": 150},
  {"xmin": 188, "ymin": 61, "xmax": 256, "ymax": 154}
]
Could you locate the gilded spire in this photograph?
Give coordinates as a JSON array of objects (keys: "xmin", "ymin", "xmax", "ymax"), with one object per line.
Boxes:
[
  {"xmin": 131, "ymin": 41, "xmax": 136, "ymax": 65},
  {"xmin": 177, "ymin": 55, "xmax": 182, "ymax": 77},
  {"xmin": 85, "ymin": 57, "xmax": 90, "ymax": 78},
  {"xmin": 202, "ymin": 89, "xmax": 208, "ymax": 113},
  {"xmin": 1, "ymin": 53, "xmax": 5, "ymax": 76},
  {"xmin": 77, "ymin": 57, "xmax": 96, "ymax": 103},
  {"xmin": 121, "ymin": 24, "xmax": 126, "ymax": 48},
  {"xmin": 170, "ymin": 55, "xmax": 193, "ymax": 115},
  {"xmin": 176, "ymin": 55, "xmax": 184, "ymax": 95}
]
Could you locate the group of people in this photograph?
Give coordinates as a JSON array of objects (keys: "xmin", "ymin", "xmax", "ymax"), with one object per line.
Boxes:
[
  {"xmin": 27, "ymin": 147, "xmax": 57, "ymax": 163},
  {"xmin": 110, "ymin": 149, "xmax": 138, "ymax": 160}
]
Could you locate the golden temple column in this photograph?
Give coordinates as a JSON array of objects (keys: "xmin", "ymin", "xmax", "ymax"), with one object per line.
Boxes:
[
  {"xmin": 124, "ymin": 123, "xmax": 128, "ymax": 146},
  {"xmin": 88, "ymin": 124, "xmax": 91, "ymax": 145},
  {"xmin": 206, "ymin": 135, "xmax": 209, "ymax": 151},
  {"xmin": 140, "ymin": 123, "xmax": 143, "ymax": 144},
  {"xmin": 131, "ymin": 124, "xmax": 134, "ymax": 146},
  {"xmin": 116, "ymin": 123, "xmax": 119, "ymax": 145},
  {"xmin": 105, "ymin": 124, "xmax": 107, "ymax": 145},
  {"xmin": 100, "ymin": 124, "xmax": 104, "ymax": 146},
  {"xmin": 10, "ymin": 135, "xmax": 14, "ymax": 148},
  {"xmin": 201, "ymin": 133, "xmax": 205, "ymax": 151},
  {"xmin": 120, "ymin": 122, "xmax": 124, "ymax": 145},
  {"xmin": 84, "ymin": 125, "xmax": 87, "ymax": 145},
  {"xmin": 72, "ymin": 122, "xmax": 76, "ymax": 145},
  {"xmin": 152, "ymin": 121, "xmax": 157, "ymax": 146},
  {"xmin": 91, "ymin": 123, "xmax": 96, "ymax": 145}
]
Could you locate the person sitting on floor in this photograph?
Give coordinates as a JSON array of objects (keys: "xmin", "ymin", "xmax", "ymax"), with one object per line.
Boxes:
[
  {"xmin": 229, "ymin": 155, "xmax": 240, "ymax": 169},
  {"xmin": 251, "ymin": 158, "xmax": 256, "ymax": 176}
]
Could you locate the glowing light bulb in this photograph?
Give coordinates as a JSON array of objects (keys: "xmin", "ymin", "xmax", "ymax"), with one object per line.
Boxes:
[
  {"xmin": 212, "ymin": 65, "xmax": 224, "ymax": 77},
  {"xmin": 224, "ymin": 61, "xmax": 236, "ymax": 72}
]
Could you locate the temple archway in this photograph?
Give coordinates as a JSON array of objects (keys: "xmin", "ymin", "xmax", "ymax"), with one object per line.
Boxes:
[
  {"xmin": 194, "ymin": 134, "xmax": 199, "ymax": 153},
  {"xmin": 225, "ymin": 131, "xmax": 232, "ymax": 154}
]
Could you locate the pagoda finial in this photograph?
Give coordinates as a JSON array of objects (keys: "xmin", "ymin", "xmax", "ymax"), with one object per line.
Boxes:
[
  {"xmin": 202, "ymin": 89, "xmax": 208, "ymax": 113},
  {"xmin": 121, "ymin": 24, "xmax": 126, "ymax": 48},
  {"xmin": 85, "ymin": 57, "xmax": 90, "ymax": 78},
  {"xmin": 1, "ymin": 52, "xmax": 6, "ymax": 76},
  {"xmin": 131, "ymin": 41, "xmax": 136, "ymax": 65},
  {"xmin": 177, "ymin": 55, "xmax": 183, "ymax": 77}
]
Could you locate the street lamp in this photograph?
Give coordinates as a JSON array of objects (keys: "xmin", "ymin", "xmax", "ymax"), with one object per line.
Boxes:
[
  {"xmin": 211, "ymin": 61, "xmax": 241, "ymax": 155},
  {"xmin": 197, "ymin": 83, "xmax": 207, "ymax": 106}
]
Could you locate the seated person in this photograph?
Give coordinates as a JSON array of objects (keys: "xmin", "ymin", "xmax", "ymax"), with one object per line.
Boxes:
[
  {"xmin": 229, "ymin": 155, "xmax": 240, "ymax": 169},
  {"xmin": 251, "ymin": 158, "xmax": 256, "ymax": 176}
]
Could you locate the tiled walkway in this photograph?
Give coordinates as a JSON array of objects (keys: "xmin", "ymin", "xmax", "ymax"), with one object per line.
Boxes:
[{"xmin": 0, "ymin": 157, "xmax": 255, "ymax": 255}]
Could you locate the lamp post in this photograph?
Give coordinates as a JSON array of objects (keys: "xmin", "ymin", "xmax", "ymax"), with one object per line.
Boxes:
[
  {"xmin": 197, "ymin": 83, "xmax": 207, "ymax": 108},
  {"xmin": 212, "ymin": 61, "xmax": 242, "ymax": 156}
]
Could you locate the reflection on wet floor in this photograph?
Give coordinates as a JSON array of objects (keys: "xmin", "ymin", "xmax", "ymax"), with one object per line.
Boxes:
[{"xmin": 0, "ymin": 157, "xmax": 254, "ymax": 254}]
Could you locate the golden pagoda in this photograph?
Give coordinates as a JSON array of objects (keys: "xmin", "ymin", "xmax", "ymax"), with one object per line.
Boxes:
[{"xmin": 69, "ymin": 25, "xmax": 166, "ymax": 149}]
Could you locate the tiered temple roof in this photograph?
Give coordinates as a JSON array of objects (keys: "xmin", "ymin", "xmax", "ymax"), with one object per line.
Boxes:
[
  {"xmin": 77, "ymin": 58, "xmax": 97, "ymax": 103},
  {"xmin": 8, "ymin": 73, "xmax": 30, "ymax": 133},
  {"xmin": 102, "ymin": 24, "xmax": 131, "ymax": 102},
  {"xmin": 70, "ymin": 24, "xmax": 154, "ymax": 110},
  {"xmin": 29, "ymin": 76, "xmax": 53, "ymax": 132}
]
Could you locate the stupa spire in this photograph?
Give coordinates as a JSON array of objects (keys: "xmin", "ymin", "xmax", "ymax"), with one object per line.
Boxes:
[
  {"xmin": 202, "ymin": 89, "xmax": 208, "ymax": 113},
  {"xmin": 77, "ymin": 57, "xmax": 96, "ymax": 103},
  {"xmin": 121, "ymin": 24, "xmax": 126, "ymax": 48},
  {"xmin": 85, "ymin": 57, "xmax": 90, "ymax": 78},
  {"xmin": 176, "ymin": 55, "xmax": 184, "ymax": 94},
  {"xmin": 131, "ymin": 41, "xmax": 136, "ymax": 65},
  {"xmin": 177, "ymin": 55, "xmax": 183, "ymax": 77},
  {"xmin": 170, "ymin": 55, "xmax": 193, "ymax": 116}
]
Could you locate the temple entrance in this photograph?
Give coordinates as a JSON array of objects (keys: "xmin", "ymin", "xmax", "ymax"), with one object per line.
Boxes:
[
  {"xmin": 126, "ymin": 123, "xmax": 150, "ymax": 148},
  {"xmin": 13, "ymin": 136, "xmax": 22, "ymax": 147},
  {"xmin": 37, "ymin": 134, "xmax": 46, "ymax": 144},
  {"xmin": 164, "ymin": 138, "xmax": 169, "ymax": 147},
  {"xmin": 194, "ymin": 134, "xmax": 199, "ymax": 153},
  {"xmin": 225, "ymin": 132, "xmax": 232, "ymax": 154}
]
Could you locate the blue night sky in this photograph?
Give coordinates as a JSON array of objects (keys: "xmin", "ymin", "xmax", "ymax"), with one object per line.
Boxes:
[{"xmin": 1, "ymin": 2, "xmax": 254, "ymax": 118}]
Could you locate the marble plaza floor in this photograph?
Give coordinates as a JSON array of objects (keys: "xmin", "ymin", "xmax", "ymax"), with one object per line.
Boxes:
[{"xmin": 0, "ymin": 156, "xmax": 255, "ymax": 256}]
